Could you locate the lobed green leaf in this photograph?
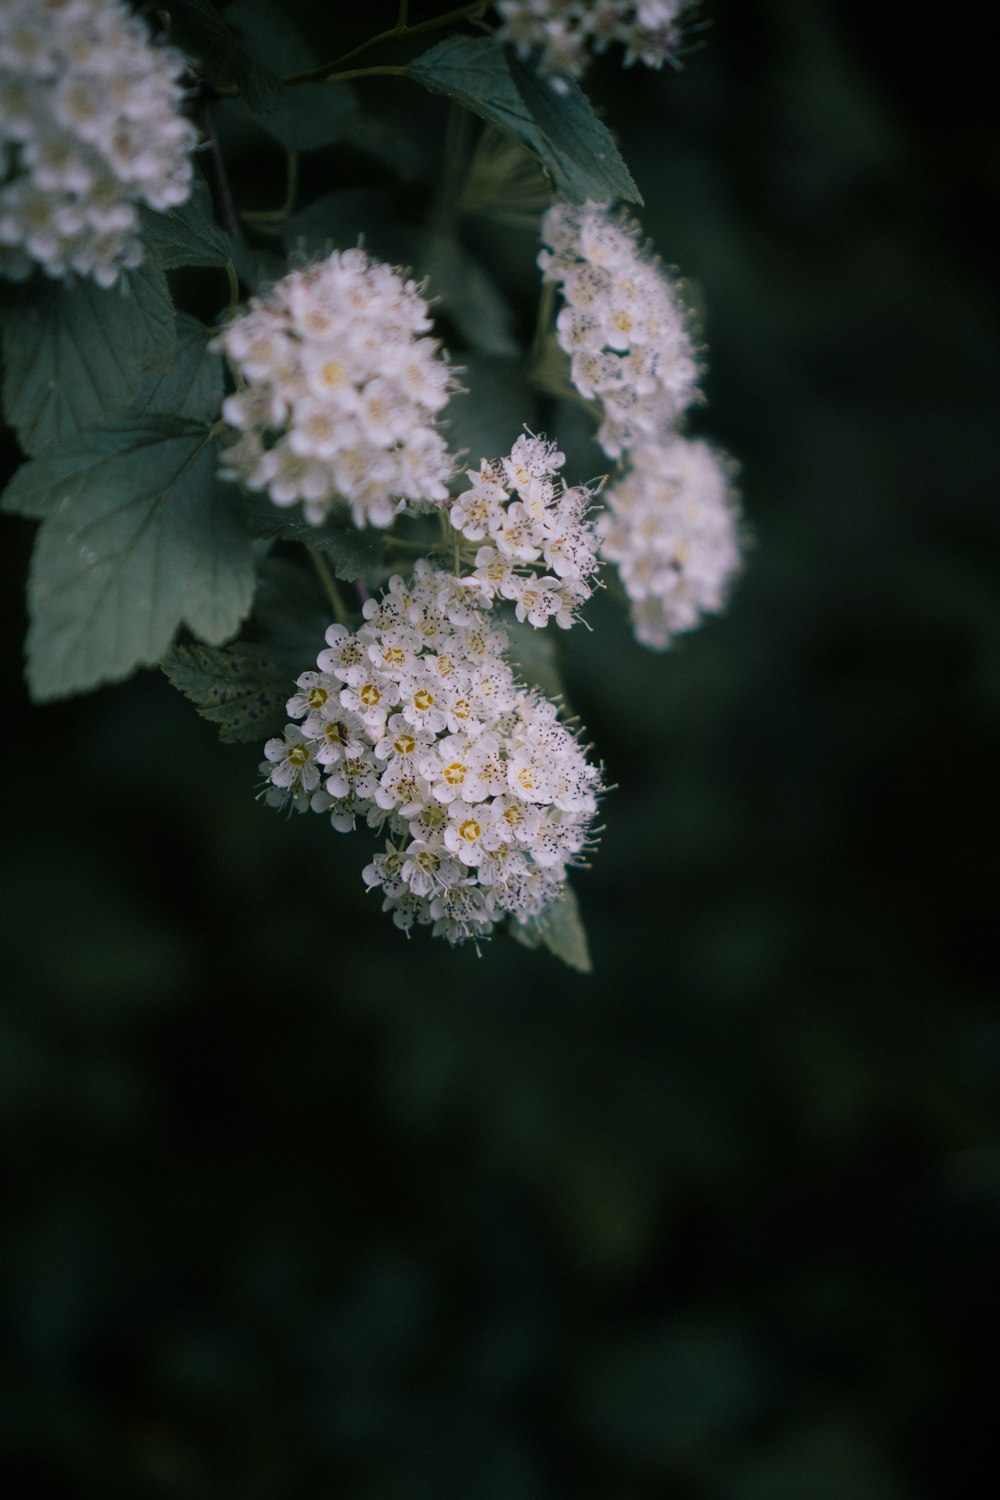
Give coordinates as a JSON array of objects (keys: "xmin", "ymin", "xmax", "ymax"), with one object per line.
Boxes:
[
  {"xmin": 162, "ymin": 641, "xmax": 294, "ymax": 743},
  {"xmin": 1, "ymin": 264, "xmax": 175, "ymax": 456},
  {"xmin": 139, "ymin": 178, "xmax": 231, "ymax": 270},
  {"xmin": 21, "ymin": 418, "xmax": 254, "ymax": 700},
  {"xmin": 407, "ymin": 38, "xmax": 640, "ymax": 206}
]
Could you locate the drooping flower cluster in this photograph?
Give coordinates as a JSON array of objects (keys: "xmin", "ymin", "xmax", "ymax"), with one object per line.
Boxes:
[
  {"xmin": 540, "ymin": 199, "xmax": 742, "ymax": 648},
  {"xmin": 448, "ymin": 433, "xmax": 601, "ymax": 629},
  {"xmin": 260, "ymin": 561, "xmax": 604, "ymax": 946},
  {"xmin": 497, "ymin": 1, "xmax": 692, "ymax": 89},
  {"xmin": 0, "ymin": 0, "xmax": 197, "ymax": 286},
  {"xmin": 539, "ymin": 200, "xmax": 700, "ymax": 460},
  {"xmin": 598, "ymin": 437, "xmax": 741, "ymax": 649},
  {"xmin": 215, "ymin": 249, "xmax": 455, "ymax": 530}
]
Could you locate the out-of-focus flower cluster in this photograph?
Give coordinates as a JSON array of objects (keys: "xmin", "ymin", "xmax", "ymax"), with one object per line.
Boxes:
[
  {"xmin": 448, "ymin": 433, "xmax": 601, "ymax": 629},
  {"xmin": 0, "ymin": 0, "xmax": 196, "ymax": 286},
  {"xmin": 540, "ymin": 199, "xmax": 742, "ymax": 649},
  {"xmin": 260, "ymin": 560, "xmax": 604, "ymax": 946},
  {"xmin": 497, "ymin": 1, "xmax": 692, "ymax": 88},
  {"xmin": 539, "ymin": 200, "xmax": 699, "ymax": 460},
  {"xmin": 215, "ymin": 250, "xmax": 455, "ymax": 530},
  {"xmin": 598, "ymin": 437, "xmax": 741, "ymax": 648}
]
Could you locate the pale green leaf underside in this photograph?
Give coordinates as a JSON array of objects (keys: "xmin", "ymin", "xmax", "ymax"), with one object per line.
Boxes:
[
  {"xmin": 1, "ymin": 264, "xmax": 175, "ymax": 456},
  {"xmin": 407, "ymin": 38, "xmax": 640, "ymax": 206},
  {"xmin": 162, "ymin": 641, "xmax": 294, "ymax": 743},
  {"xmin": 24, "ymin": 419, "xmax": 254, "ymax": 701},
  {"xmin": 509, "ymin": 884, "xmax": 592, "ymax": 969}
]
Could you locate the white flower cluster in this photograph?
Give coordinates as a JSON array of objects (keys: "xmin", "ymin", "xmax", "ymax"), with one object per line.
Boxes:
[
  {"xmin": 215, "ymin": 249, "xmax": 455, "ymax": 530},
  {"xmin": 260, "ymin": 560, "xmax": 603, "ymax": 947},
  {"xmin": 0, "ymin": 0, "xmax": 197, "ymax": 286},
  {"xmin": 448, "ymin": 433, "xmax": 601, "ymax": 629},
  {"xmin": 539, "ymin": 200, "xmax": 700, "ymax": 460},
  {"xmin": 540, "ymin": 200, "xmax": 742, "ymax": 649},
  {"xmin": 599, "ymin": 437, "xmax": 741, "ymax": 649},
  {"xmin": 497, "ymin": 1, "xmax": 691, "ymax": 89}
]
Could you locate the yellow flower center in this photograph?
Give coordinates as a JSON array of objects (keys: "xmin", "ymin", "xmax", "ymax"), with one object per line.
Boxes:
[
  {"xmin": 413, "ymin": 689, "xmax": 434, "ymax": 711},
  {"xmin": 393, "ymin": 733, "xmax": 416, "ymax": 755},
  {"xmin": 459, "ymin": 819, "xmax": 481, "ymax": 843},
  {"xmin": 443, "ymin": 762, "xmax": 466, "ymax": 785},
  {"xmin": 360, "ymin": 684, "xmax": 381, "ymax": 706},
  {"xmin": 306, "ymin": 686, "xmax": 328, "ymax": 709}
]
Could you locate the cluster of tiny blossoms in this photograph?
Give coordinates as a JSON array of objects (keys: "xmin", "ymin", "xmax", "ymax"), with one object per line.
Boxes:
[
  {"xmin": 215, "ymin": 250, "xmax": 455, "ymax": 530},
  {"xmin": 539, "ymin": 200, "xmax": 699, "ymax": 460},
  {"xmin": 599, "ymin": 437, "xmax": 741, "ymax": 649},
  {"xmin": 260, "ymin": 561, "xmax": 603, "ymax": 947},
  {"xmin": 497, "ymin": 1, "xmax": 692, "ymax": 88},
  {"xmin": 0, "ymin": 0, "xmax": 196, "ymax": 286},
  {"xmin": 540, "ymin": 199, "xmax": 742, "ymax": 649},
  {"xmin": 448, "ymin": 433, "xmax": 601, "ymax": 629}
]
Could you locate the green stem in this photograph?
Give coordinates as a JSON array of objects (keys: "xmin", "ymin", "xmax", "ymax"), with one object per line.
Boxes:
[
  {"xmin": 225, "ymin": 257, "xmax": 240, "ymax": 317},
  {"xmin": 282, "ymin": 2, "xmax": 489, "ymax": 84},
  {"xmin": 311, "ymin": 551, "xmax": 351, "ymax": 625}
]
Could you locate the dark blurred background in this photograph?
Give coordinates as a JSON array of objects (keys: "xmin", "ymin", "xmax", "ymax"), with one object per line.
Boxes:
[{"xmin": 1, "ymin": 0, "xmax": 997, "ymax": 1494}]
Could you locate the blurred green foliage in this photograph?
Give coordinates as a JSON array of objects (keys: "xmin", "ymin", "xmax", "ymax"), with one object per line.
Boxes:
[{"xmin": 1, "ymin": 0, "xmax": 997, "ymax": 1494}]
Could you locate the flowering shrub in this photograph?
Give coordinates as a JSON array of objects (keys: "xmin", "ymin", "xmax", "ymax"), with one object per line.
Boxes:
[{"xmin": 0, "ymin": 0, "xmax": 744, "ymax": 966}]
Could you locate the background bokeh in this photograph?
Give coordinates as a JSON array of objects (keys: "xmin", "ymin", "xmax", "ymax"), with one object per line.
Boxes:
[{"xmin": 1, "ymin": 0, "xmax": 997, "ymax": 1494}]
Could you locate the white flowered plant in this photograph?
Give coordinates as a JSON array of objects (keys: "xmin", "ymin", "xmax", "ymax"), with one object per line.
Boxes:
[
  {"xmin": 539, "ymin": 199, "xmax": 700, "ymax": 459},
  {"xmin": 261, "ymin": 560, "xmax": 604, "ymax": 947},
  {"xmin": 498, "ymin": 1, "xmax": 694, "ymax": 90},
  {"xmin": 0, "ymin": 0, "xmax": 197, "ymax": 286},
  {"xmin": 214, "ymin": 249, "xmax": 456, "ymax": 530},
  {"xmin": 0, "ymin": 0, "xmax": 745, "ymax": 964}
]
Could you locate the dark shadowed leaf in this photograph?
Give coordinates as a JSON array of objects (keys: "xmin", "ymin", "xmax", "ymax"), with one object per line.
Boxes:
[
  {"xmin": 138, "ymin": 177, "xmax": 231, "ymax": 269},
  {"xmin": 162, "ymin": 641, "xmax": 294, "ymax": 743},
  {"xmin": 167, "ymin": 0, "xmax": 280, "ymax": 112}
]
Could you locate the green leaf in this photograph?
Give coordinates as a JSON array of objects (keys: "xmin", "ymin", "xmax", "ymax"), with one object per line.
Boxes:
[
  {"xmin": 162, "ymin": 642, "xmax": 293, "ymax": 743},
  {"xmin": 23, "ymin": 418, "xmax": 254, "ymax": 700},
  {"xmin": 505, "ymin": 52, "xmax": 641, "ymax": 207},
  {"xmin": 444, "ymin": 354, "xmax": 534, "ymax": 465},
  {"xmin": 126, "ymin": 315, "xmax": 224, "ymax": 424},
  {"xmin": 505, "ymin": 618, "xmax": 566, "ymax": 701},
  {"xmin": 241, "ymin": 494, "xmax": 384, "ymax": 582},
  {"xmin": 225, "ymin": 0, "xmax": 315, "ymax": 75},
  {"xmin": 407, "ymin": 37, "xmax": 640, "ymax": 206},
  {"xmin": 167, "ymin": 0, "xmax": 281, "ymax": 112},
  {"xmin": 227, "ymin": 82, "xmax": 358, "ymax": 152},
  {"xmin": 139, "ymin": 178, "xmax": 231, "ymax": 269},
  {"xmin": 1, "ymin": 264, "xmax": 175, "ymax": 456},
  {"xmin": 420, "ymin": 235, "xmax": 519, "ymax": 356},
  {"xmin": 283, "ymin": 189, "xmax": 421, "ymax": 267},
  {"xmin": 253, "ymin": 555, "xmax": 332, "ymax": 666},
  {"xmin": 509, "ymin": 886, "xmax": 592, "ymax": 967}
]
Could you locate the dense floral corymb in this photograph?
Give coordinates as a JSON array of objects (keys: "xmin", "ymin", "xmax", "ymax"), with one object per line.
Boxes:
[
  {"xmin": 0, "ymin": 0, "xmax": 197, "ymax": 286},
  {"xmin": 498, "ymin": 0, "xmax": 693, "ymax": 89},
  {"xmin": 447, "ymin": 433, "xmax": 602, "ymax": 629},
  {"xmin": 260, "ymin": 560, "xmax": 604, "ymax": 947},
  {"xmin": 215, "ymin": 249, "xmax": 456, "ymax": 530},
  {"xmin": 599, "ymin": 436, "xmax": 742, "ymax": 649},
  {"xmin": 539, "ymin": 199, "xmax": 700, "ymax": 459}
]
